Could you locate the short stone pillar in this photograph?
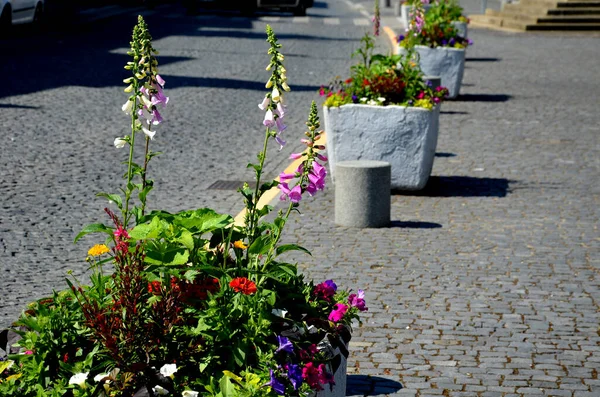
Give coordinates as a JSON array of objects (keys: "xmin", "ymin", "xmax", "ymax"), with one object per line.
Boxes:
[
  {"xmin": 334, "ymin": 160, "xmax": 391, "ymax": 228},
  {"xmin": 423, "ymin": 75, "xmax": 442, "ymax": 89}
]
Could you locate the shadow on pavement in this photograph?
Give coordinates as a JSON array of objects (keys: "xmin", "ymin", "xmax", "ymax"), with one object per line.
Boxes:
[
  {"xmin": 347, "ymin": 375, "xmax": 403, "ymax": 396},
  {"xmin": 435, "ymin": 152, "xmax": 456, "ymax": 157},
  {"xmin": 389, "ymin": 221, "xmax": 442, "ymax": 229},
  {"xmin": 466, "ymin": 57, "xmax": 501, "ymax": 62},
  {"xmin": 453, "ymin": 93, "xmax": 511, "ymax": 102},
  {"xmin": 393, "ymin": 176, "xmax": 514, "ymax": 198},
  {"xmin": 193, "ymin": 29, "xmax": 356, "ymax": 41},
  {"xmin": 163, "ymin": 75, "xmax": 320, "ymax": 91},
  {"xmin": 440, "ymin": 110, "xmax": 469, "ymax": 115}
]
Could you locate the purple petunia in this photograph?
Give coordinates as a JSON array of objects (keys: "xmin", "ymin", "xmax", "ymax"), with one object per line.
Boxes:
[
  {"xmin": 268, "ymin": 370, "xmax": 286, "ymax": 395},
  {"xmin": 276, "ymin": 335, "xmax": 294, "ymax": 354},
  {"xmin": 288, "ymin": 364, "xmax": 303, "ymax": 390}
]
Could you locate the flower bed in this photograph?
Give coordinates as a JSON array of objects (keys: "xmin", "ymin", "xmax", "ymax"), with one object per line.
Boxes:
[{"xmin": 0, "ymin": 18, "xmax": 366, "ymax": 397}]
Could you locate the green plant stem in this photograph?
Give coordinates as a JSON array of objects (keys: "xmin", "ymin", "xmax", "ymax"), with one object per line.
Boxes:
[
  {"xmin": 141, "ymin": 135, "xmax": 150, "ymax": 217},
  {"xmin": 123, "ymin": 98, "xmax": 137, "ymax": 228},
  {"xmin": 246, "ymin": 127, "xmax": 271, "ymax": 249}
]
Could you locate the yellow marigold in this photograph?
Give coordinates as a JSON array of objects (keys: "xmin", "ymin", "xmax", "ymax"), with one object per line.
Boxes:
[
  {"xmin": 88, "ymin": 244, "xmax": 110, "ymax": 256},
  {"xmin": 233, "ymin": 240, "xmax": 248, "ymax": 250},
  {"xmin": 414, "ymin": 99, "xmax": 433, "ymax": 110}
]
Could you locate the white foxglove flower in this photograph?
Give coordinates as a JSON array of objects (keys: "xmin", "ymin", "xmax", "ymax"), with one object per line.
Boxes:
[
  {"xmin": 153, "ymin": 385, "xmax": 170, "ymax": 395},
  {"xmin": 121, "ymin": 99, "xmax": 134, "ymax": 115},
  {"xmin": 182, "ymin": 391, "xmax": 199, "ymax": 397},
  {"xmin": 272, "ymin": 87, "xmax": 281, "ymax": 102},
  {"xmin": 281, "ymin": 82, "xmax": 290, "ymax": 92},
  {"xmin": 258, "ymin": 96, "xmax": 270, "ymax": 111},
  {"xmin": 142, "ymin": 126, "xmax": 156, "ymax": 140},
  {"xmin": 159, "ymin": 363, "xmax": 178, "ymax": 379},
  {"xmin": 114, "ymin": 138, "xmax": 127, "ymax": 149},
  {"xmin": 68, "ymin": 372, "xmax": 89, "ymax": 388},
  {"xmin": 124, "ymin": 84, "xmax": 134, "ymax": 93}
]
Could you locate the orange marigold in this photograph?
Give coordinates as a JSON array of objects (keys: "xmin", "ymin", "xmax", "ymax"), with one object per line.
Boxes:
[
  {"xmin": 88, "ymin": 244, "xmax": 110, "ymax": 256},
  {"xmin": 233, "ymin": 240, "xmax": 248, "ymax": 250}
]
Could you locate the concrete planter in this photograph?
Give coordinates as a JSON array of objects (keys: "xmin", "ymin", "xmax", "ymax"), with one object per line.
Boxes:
[
  {"xmin": 324, "ymin": 104, "xmax": 440, "ymax": 191},
  {"xmin": 452, "ymin": 20, "xmax": 468, "ymax": 38},
  {"xmin": 314, "ymin": 351, "xmax": 347, "ymax": 397},
  {"xmin": 412, "ymin": 45, "xmax": 466, "ymax": 99},
  {"xmin": 399, "ymin": 3, "xmax": 432, "ymax": 27}
]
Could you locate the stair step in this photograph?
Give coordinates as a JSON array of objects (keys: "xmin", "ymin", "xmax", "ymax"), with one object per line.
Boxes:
[
  {"xmin": 537, "ymin": 14, "xmax": 600, "ymax": 20},
  {"xmin": 470, "ymin": 14, "xmax": 504, "ymax": 25},
  {"xmin": 526, "ymin": 21, "xmax": 600, "ymax": 27},
  {"xmin": 501, "ymin": 4, "xmax": 551, "ymax": 16},
  {"xmin": 556, "ymin": 1, "xmax": 600, "ymax": 6},
  {"xmin": 548, "ymin": 6, "xmax": 600, "ymax": 13}
]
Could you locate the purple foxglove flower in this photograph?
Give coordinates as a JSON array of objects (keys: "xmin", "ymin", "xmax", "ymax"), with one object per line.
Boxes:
[
  {"xmin": 288, "ymin": 364, "xmax": 303, "ymax": 390},
  {"xmin": 140, "ymin": 86, "xmax": 149, "ymax": 96},
  {"xmin": 278, "ymin": 183, "xmax": 291, "ymax": 201},
  {"xmin": 151, "ymin": 109, "xmax": 163, "ymax": 125},
  {"xmin": 268, "ymin": 370, "xmax": 285, "ymax": 395},
  {"xmin": 317, "ymin": 153, "xmax": 328, "ymax": 162},
  {"xmin": 305, "ymin": 183, "xmax": 317, "ymax": 196},
  {"xmin": 308, "ymin": 172, "xmax": 325, "ymax": 191},
  {"xmin": 258, "ymin": 96, "xmax": 270, "ymax": 110},
  {"xmin": 275, "ymin": 134, "xmax": 286, "ymax": 149},
  {"xmin": 279, "ymin": 172, "xmax": 295, "ymax": 181},
  {"xmin": 151, "ymin": 87, "xmax": 169, "ymax": 107},
  {"xmin": 156, "ymin": 74, "xmax": 166, "ymax": 87},
  {"xmin": 312, "ymin": 161, "xmax": 327, "ymax": 178},
  {"xmin": 276, "ymin": 336, "xmax": 294, "ymax": 354},
  {"xmin": 263, "ymin": 109, "xmax": 275, "ymax": 127},
  {"xmin": 290, "ymin": 152, "xmax": 303, "ymax": 160},
  {"xmin": 275, "ymin": 117, "xmax": 287, "ymax": 133},
  {"xmin": 289, "ymin": 185, "xmax": 302, "ymax": 203}
]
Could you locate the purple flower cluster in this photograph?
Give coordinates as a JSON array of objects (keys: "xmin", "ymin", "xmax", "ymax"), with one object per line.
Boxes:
[
  {"xmin": 314, "ymin": 279, "xmax": 337, "ymax": 302},
  {"xmin": 348, "ymin": 289, "xmax": 368, "ymax": 311}
]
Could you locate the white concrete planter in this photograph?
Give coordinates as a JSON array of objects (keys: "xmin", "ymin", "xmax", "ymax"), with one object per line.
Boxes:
[
  {"xmin": 399, "ymin": 3, "xmax": 432, "ymax": 28},
  {"xmin": 412, "ymin": 45, "xmax": 466, "ymax": 99},
  {"xmin": 324, "ymin": 104, "xmax": 440, "ymax": 191},
  {"xmin": 452, "ymin": 20, "xmax": 468, "ymax": 38},
  {"xmin": 314, "ymin": 352, "xmax": 347, "ymax": 397}
]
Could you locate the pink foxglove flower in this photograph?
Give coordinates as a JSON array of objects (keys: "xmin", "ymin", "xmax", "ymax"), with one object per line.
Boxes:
[
  {"xmin": 276, "ymin": 102, "xmax": 286, "ymax": 117},
  {"xmin": 279, "ymin": 172, "xmax": 295, "ymax": 181},
  {"xmin": 290, "ymin": 152, "xmax": 303, "ymax": 160},
  {"xmin": 258, "ymin": 96, "xmax": 270, "ymax": 110},
  {"xmin": 151, "ymin": 109, "xmax": 163, "ymax": 125},
  {"xmin": 156, "ymin": 74, "xmax": 166, "ymax": 87}
]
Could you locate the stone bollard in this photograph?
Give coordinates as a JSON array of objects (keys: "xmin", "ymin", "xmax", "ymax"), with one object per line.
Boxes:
[
  {"xmin": 334, "ymin": 160, "xmax": 391, "ymax": 228},
  {"xmin": 423, "ymin": 75, "xmax": 442, "ymax": 89}
]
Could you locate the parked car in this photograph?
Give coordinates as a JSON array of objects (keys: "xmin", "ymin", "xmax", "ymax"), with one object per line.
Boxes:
[
  {"xmin": 0, "ymin": 0, "xmax": 44, "ymax": 29},
  {"xmin": 185, "ymin": 0, "xmax": 311, "ymax": 16}
]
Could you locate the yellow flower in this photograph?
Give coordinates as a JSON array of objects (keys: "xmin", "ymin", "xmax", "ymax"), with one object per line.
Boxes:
[
  {"xmin": 414, "ymin": 99, "xmax": 433, "ymax": 110},
  {"xmin": 233, "ymin": 240, "xmax": 248, "ymax": 250},
  {"xmin": 88, "ymin": 244, "xmax": 110, "ymax": 257}
]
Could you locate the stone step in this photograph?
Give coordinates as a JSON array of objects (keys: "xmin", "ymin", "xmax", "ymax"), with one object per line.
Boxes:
[
  {"xmin": 470, "ymin": 13, "xmax": 504, "ymax": 25},
  {"xmin": 537, "ymin": 14, "xmax": 600, "ymax": 20},
  {"xmin": 556, "ymin": 1, "xmax": 600, "ymax": 6},
  {"xmin": 526, "ymin": 21, "xmax": 600, "ymax": 27},
  {"xmin": 500, "ymin": 4, "xmax": 551, "ymax": 17},
  {"xmin": 548, "ymin": 6, "xmax": 600, "ymax": 13}
]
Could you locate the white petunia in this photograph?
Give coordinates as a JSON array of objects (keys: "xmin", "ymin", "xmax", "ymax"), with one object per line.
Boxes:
[
  {"xmin": 153, "ymin": 385, "xmax": 170, "ymax": 395},
  {"xmin": 68, "ymin": 372, "xmax": 89, "ymax": 388},
  {"xmin": 182, "ymin": 391, "xmax": 199, "ymax": 397},
  {"xmin": 159, "ymin": 363, "xmax": 178, "ymax": 378},
  {"xmin": 94, "ymin": 373, "xmax": 109, "ymax": 382}
]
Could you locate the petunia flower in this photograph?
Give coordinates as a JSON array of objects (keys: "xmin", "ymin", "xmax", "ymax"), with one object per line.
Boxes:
[
  {"xmin": 328, "ymin": 303, "xmax": 348, "ymax": 322},
  {"xmin": 268, "ymin": 369, "xmax": 286, "ymax": 395},
  {"xmin": 275, "ymin": 335, "xmax": 294, "ymax": 354},
  {"xmin": 159, "ymin": 363, "xmax": 177, "ymax": 379},
  {"xmin": 288, "ymin": 364, "xmax": 303, "ymax": 390},
  {"xmin": 68, "ymin": 372, "xmax": 89, "ymax": 388}
]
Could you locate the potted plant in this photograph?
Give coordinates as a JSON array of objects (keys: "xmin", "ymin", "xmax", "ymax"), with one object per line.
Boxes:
[
  {"xmin": 397, "ymin": 3, "xmax": 472, "ymax": 99},
  {"xmin": 0, "ymin": 18, "xmax": 367, "ymax": 397},
  {"xmin": 320, "ymin": 33, "xmax": 448, "ymax": 191},
  {"xmin": 398, "ymin": 0, "xmax": 433, "ymax": 29},
  {"xmin": 430, "ymin": 0, "xmax": 470, "ymax": 37}
]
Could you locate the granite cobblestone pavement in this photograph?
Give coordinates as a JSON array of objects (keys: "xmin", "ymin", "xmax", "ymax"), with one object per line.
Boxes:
[
  {"xmin": 276, "ymin": 7, "xmax": 600, "ymax": 397},
  {"xmin": 1, "ymin": 0, "xmax": 599, "ymax": 396}
]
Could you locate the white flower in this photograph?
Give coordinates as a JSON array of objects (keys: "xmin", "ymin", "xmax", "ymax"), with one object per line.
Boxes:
[
  {"xmin": 68, "ymin": 372, "xmax": 89, "ymax": 388},
  {"xmin": 121, "ymin": 99, "xmax": 134, "ymax": 115},
  {"xmin": 360, "ymin": 97, "xmax": 368, "ymax": 103},
  {"xmin": 272, "ymin": 87, "xmax": 281, "ymax": 102},
  {"xmin": 114, "ymin": 137, "xmax": 127, "ymax": 149},
  {"xmin": 367, "ymin": 99, "xmax": 378, "ymax": 106},
  {"xmin": 281, "ymin": 82, "xmax": 290, "ymax": 92},
  {"xmin": 271, "ymin": 308, "xmax": 288, "ymax": 318},
  {"xmin": 153, "ymin": 385, "xmax": 170, "ymax": 395},
  {"xmin": 142, "ymin": 126, "xmax": 156, "ymax": 140},
  {"xmin": 159, "ymin": 363, "xmax": 178, "ymax": 378},
  {"xmin": 182, "ymin": 391, "xmax": 199, "ymax": 397},
  {"xmin": 377, "ymin": 97, "xmax": 386, "ymax": 102},
  {"xmin": 94, "ymin": 373, "xmax": 109, "ymax": 382}
]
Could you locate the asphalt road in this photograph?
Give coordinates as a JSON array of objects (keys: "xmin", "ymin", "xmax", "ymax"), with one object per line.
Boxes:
[{"xmin": 0, "ymin": 0, "xmax": 385, "ymax": 328}]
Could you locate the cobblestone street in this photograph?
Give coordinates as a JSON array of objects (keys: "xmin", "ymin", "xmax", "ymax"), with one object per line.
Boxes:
[{"xmin": 1, "ymin": 0, "xmax": 599, "ymax": 396}]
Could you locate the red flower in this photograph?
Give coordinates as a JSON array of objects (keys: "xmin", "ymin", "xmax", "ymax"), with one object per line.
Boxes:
[
  {"xmin": 362, "ymin": 78, "xmax": 370, "ymax": 87},
  {"xmin": 147, "ymin": 281, "xmax": 162, "ymax": 295},
  {"xmin": 344, "ymin": 78, "xmax": 353, "ymax": 84},
  {"xmin": 229, "ymin": 277, "xmax": 257, "ymax": 295}
]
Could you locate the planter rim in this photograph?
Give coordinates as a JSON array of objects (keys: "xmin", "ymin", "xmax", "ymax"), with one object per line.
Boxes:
[
  {"xmin": 413, "ymin": 44, "xmax": 466, "ymax": 53},
  {"xmin": 324, "ymin": 103, "xmax": 436, "ymax": 113}
]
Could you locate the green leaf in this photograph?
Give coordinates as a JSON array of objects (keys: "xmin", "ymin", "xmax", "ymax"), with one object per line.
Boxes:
[
  {"xmin": 96, "ymin": 192, "xmax": 123, "ymax": 209},
  {"xmin": 262, "ymin": 289, "xmax": 276, "ymax": 306},
  {"xmin": 248, "ymin": 235, "xmax": 271, "ymax": 255},
  {"xmin": 183, "ymin": 269, "xmax": 200, "ymax": 282},
  {"xmin": 174, "ymin": 209, "xmax": 233, "ymax": 234},
  {"xmin": 219, "ymin": 374, "xmax": 237, "ymax": 397},
  {"xmin": 74, "ymin": 223, "xmax": 113, "ymax": 243},
  {"xmin": 275, "ymin": 244, "xmax": 311, "ymax": 257},
  {"xmin": 178, "ymin": 230, "xmax": 194, "ymax": 250}
]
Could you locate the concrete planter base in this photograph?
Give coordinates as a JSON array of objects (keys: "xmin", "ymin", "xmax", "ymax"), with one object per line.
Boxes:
[
  {"xmin": 314, "ymin": 352, "xmax": 347, "ymax": 397},
  {"xmin": 412, "ymin": 45, "xmax": 466, "ymax": 99},
  {"xmin": 324, "ymin": 104, "xmax": 440, "ymax": 191}
]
